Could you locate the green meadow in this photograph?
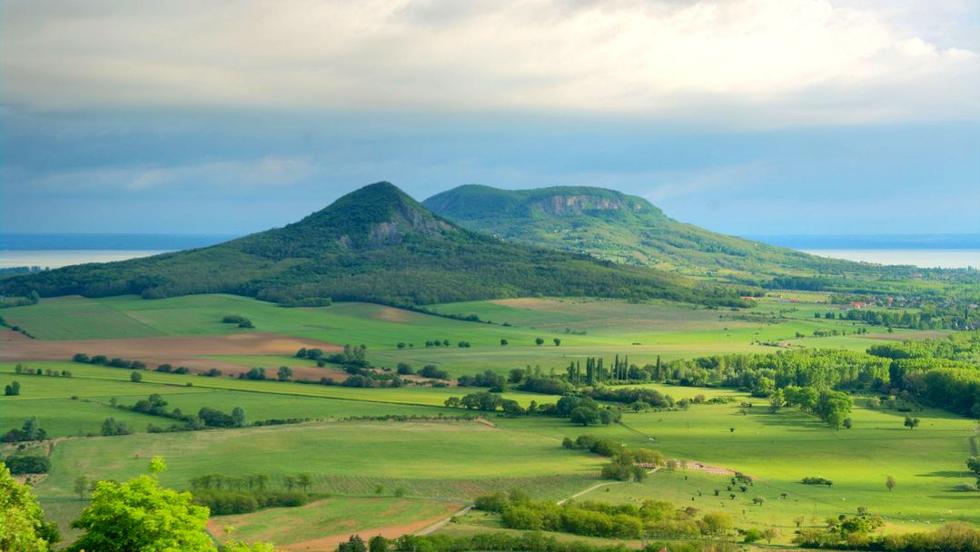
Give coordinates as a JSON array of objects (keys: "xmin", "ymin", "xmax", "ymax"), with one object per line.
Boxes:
[
  {"xmin": 1, "ymin": 294, "xmax": 925, "ymax": 379},
  {"xmin": 1, "ymin": 292, "xmax": 976, "ymax": 549}
]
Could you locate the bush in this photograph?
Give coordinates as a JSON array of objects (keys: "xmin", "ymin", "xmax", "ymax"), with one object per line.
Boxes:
[
  {"xmin": 396, "ymin": 363, "xmax": 414, "ymax": 375},
  {"xmin": 3, "ymin": 455, "xmax": 51, "ymax": 474},
  {"xmin": 419, "ymin": 365, "xmax": 449, "ymax": 380},
  {"xmin": 802, "ymin": 476, "xmax": 833, "ymax": 486}
]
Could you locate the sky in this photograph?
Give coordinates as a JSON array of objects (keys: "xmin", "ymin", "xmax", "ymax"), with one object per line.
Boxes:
[{"xmin": 1, "ymin": 0, "xmax": 978, "ymax": 237}]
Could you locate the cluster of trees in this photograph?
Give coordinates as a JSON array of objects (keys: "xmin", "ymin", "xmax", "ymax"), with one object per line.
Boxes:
[
  {"xmin": 561, "ymin": 435, "xmax": 664, "ymax": 481},
  {"xmin": 72, "ymin": 353, "xmax": 147, "ymax": 370},
  {"xmin": 4, "ymin": 380, "xmax": 20, "ymax": 396},
  {"xmin": 2, "ymin": 417, "xmax": 47, "ymax": 443},
  {"xmin": 444, "ymin": 392, "xmax": 526, "ymax": 416},
  {"xmin": 338, "ymin": 531, "xmax": 735, "ymax": 552},
  {"xmin": 13, "ymin": 364, "xmax": 73, "ymax": 378},
  {"xmin": 190, "ymin": 474, "xmax": 311, "ymax": 515},
  {"xmin": 2, "ymin": 455, "xmax": 50, "ymax": 475},
  {"xmin": 221, "ymin": 314, "xmax": 254, "ymax": 328},
  {"xmin": 419, "ymin": 364, "xmax": 449, "ymax": 380},
  {"xmin": 297, "ymin": 344, "xmax": 369, "ymax": 372},
  {"xmin": 641, "ymin": 338, "xmax": 980, "ymax": 420},
  {"xmin": 155, "ymin": 363, "xmax": 191, "ymax": 374},
  {"xmin": 583, "ymin": 387, "xmax": 674, "ymax": 409},
  {"xmin": 841, "ymin": 305, "xmax": 979, "ymax": 331},
  {"xmin": 565, "ymin": 355, "xmax": 639, "ymax": 384},
  {"xmin": 101, "ymin": 417, "xmax": 132, "ymax": 436},
  {"xmin": 475, "ymin": 491, "xmax": 735, "ymax": 540},
  {"xmin": 442, "ymin": 392, "xmax": 625, "ymax": 425},
  {"xmin": 770, "ymin": 387, "xmax": 853, "ymax": 428},
  {"xmin": 802, "ymin": 476, "xmax": 834, "ymax": 486},
  {"xmin": 802, "ymin": 512, "xmax": 886, "ymax": 546},
  {"xmin": 117, "ymin": 393, "xmax": 247, "ymax": 432},
  {"xmin": 457, "ymin": 370, "xmax": 506, "ymax": 389}
]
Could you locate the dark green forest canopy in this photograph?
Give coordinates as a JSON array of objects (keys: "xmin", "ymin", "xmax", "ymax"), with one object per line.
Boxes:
[{"xmin": 0, "ymin": 182, "xmax": 746, "ymax": 308}]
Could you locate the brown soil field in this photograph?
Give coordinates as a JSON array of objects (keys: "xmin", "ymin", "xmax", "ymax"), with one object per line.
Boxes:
[
  {"xmin": 279, "ymin": 505, "xmax": 462, "ymax": 552},
  {"xmin": 0, "ymin": 330, "xmax": 345, "ymax": 379}
]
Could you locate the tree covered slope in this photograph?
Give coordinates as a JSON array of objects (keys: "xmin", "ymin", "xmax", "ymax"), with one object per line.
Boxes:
[
  {"xmin": 0, "ymin": 182, "xmax": 745, "ymax": 307},
  {"xmin": 423, "ymin": 185, "xmax": 896, "ymax": 284}
]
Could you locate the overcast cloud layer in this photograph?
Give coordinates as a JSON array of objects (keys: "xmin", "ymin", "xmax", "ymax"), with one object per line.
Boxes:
[
  {"xmin": 1, "ymin": 0, "xmax": 978, "ymax": 236},
  {"xmin": 4, "ymin": 0, "xmax": 979, "ymax": 124}
]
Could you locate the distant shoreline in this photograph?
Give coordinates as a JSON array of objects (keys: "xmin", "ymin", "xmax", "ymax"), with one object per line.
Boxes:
[
  {"xmin": 802, "ymin": 249, "xmax": 980, "ymax": 269},
  {"xmin": 748, "ymin": 233, "xmax": 980, "ymax": 250}
]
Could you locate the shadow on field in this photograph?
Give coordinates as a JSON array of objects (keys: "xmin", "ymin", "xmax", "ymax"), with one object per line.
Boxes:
[
  {"xmin": 737, "ymin": 409, "xmax": 827, "ymax": 431},
  {"xmin": 915, "ymin": 470, "xmax": 973, "ymax": 478}
]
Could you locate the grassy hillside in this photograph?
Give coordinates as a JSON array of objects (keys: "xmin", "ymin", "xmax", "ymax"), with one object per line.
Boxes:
[
  {"xmin": 0, "ymin": 182, "xmax": 745, "ymax": 308},
  {"xmin": 423, "ymin": 185, "xmax": 962, "ymax": 288},
  {"xmin": 6, "ymin": 359, "xmax": 975, "ymax": 546}
]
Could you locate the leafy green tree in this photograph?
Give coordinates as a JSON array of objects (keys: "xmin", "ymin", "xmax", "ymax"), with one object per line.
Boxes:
[
  {"xmin": 339, "ymin": 535, "xmax": 367, "ymax": 552},
  {"xmin": 701, "ymin": 511, "xmax": 733, "ymax": 536},
  {"xmin": 232, "ymin": 407, "xmax": 247, "ymax": 427},
  {"xmin": 70, "ymin": 457, "xmax": 214, "ymax": 552},
  {"xmin": 904, "ymin": 416, "xmax": 920, "ymax": 430},
  {"xmin": 130, "ymin": 371, "xmax": 143, "ymax": 383},
  {"xmin": 553, "ymin": 338, "xmax": 561, "ymax": 346},
  {"xmin": 500, "ymin": 339, "xmax": 508, "ymax": 346},
  {"xmin": 369, "ymin": 535, "xmax": 389, "ymax": 552},
  {"xmin": 276, "ymin": 366, "xmax": 293, "ymax": 382},
  {"xmin": 4, "ymin": 380, "xmax": 20, "ymax": 396},
  {"xmin": 967, "ymin": 456, "xmax": 980, "ymax": 477},
  {"xmin": 0, "ymin": 462, "xmax": 58, "ymax": 551},
  {"xmin": 74, "ymin": 474, "xmax": 90, "ymax": 500},
  {"xmin": 570, "ymin": 406, "xmax": 599, "ymax": 426},
  {"xmin": 535, "ymin": 337, "xmax": 544, "ymax": 346},
  {"xmin": 886, "ymin": 475, "xmax": 896, "ymax": 492}
]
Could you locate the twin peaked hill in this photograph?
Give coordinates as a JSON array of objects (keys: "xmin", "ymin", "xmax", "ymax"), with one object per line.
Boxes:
[
  {"xmin": 0, "ymin": 182, "xmax": 745, "ymax": 307},
  {"xmin": 424, "ymin": 184, "xmax": 870, "ymax": 284}
]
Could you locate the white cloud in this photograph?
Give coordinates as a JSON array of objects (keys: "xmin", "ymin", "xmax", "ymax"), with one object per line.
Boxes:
[{"xmin": 1, "ymin": 0, "xmax": 977, "ymax": 125}]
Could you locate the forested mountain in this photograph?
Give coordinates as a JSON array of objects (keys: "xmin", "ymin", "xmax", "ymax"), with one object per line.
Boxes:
[
  {"xmin": 0, "ymin": 182, "xmax": 746, "ymax": 307},
  {"xmin": 423, "ymin": 185, "xmax": 898, "ymax": 285}
]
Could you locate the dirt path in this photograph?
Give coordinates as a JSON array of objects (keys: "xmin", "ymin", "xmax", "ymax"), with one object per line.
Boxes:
[{"xmin": 415, "ymin": 506, "xmax": 472, "ymax": 536}]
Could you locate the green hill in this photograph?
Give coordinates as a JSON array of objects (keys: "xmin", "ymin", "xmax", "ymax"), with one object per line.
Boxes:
[
  {"xmin": 423, "ymin": 184, "xmax": 882, "ymax": 284},
  {"xmin": 0, "ymin": 182, "xmax": 745, "ymax": 307}
]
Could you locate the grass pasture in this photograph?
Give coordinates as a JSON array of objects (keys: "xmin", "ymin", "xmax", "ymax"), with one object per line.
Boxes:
[
  {"xmin": 209, "ymin": 497, "xmax": 462, "ymax": 550},
  {"xmin": 2, "ymin": 291, "xmax": 976, "ymax": 550},
  {"xmin": 0, "ymin": 294, "xmax": 926, "ymax": 379}
]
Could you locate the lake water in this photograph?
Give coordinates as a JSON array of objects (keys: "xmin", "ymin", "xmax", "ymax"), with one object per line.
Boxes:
[
  {"xmin": 2, "ymin": 248, "xmax": 978, "ymax": 270},
  {"xmin": 803, "ymin": 249, "xmax": 980, "ymax": 269},
  {"xmin": 0, "ymin": 250, "xmax": 169, "ymax": 269}
]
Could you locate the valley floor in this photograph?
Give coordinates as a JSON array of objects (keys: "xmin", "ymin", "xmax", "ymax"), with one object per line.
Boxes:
[{"xmin": 1, "ymin": 293, "xmax": 976, "ymax": 550}]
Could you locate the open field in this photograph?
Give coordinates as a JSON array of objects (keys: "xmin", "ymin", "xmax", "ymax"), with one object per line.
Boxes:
[
  {"xmin": 0, "ymin": 294, "xmax": 927, "ymax": 378},
  {"xmin": 2, "ymin": 292, "xmax": 976, "ymax": 550},
  {"xmin": 209, "ymin": 497, "xmax": 463, "ymax": 551}
]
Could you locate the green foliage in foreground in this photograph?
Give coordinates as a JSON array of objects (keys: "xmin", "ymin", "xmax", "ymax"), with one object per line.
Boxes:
[
  {"xmin": 69, "ymin": 457, "xmax": 215, "ymax": 552},
  {"xmin": 0, "ymin": 463, "xmax": 58, "ymax": 551},
  {"xmin": 0, "ymin": 183, "xmax": 744, "ymax": 308}
]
